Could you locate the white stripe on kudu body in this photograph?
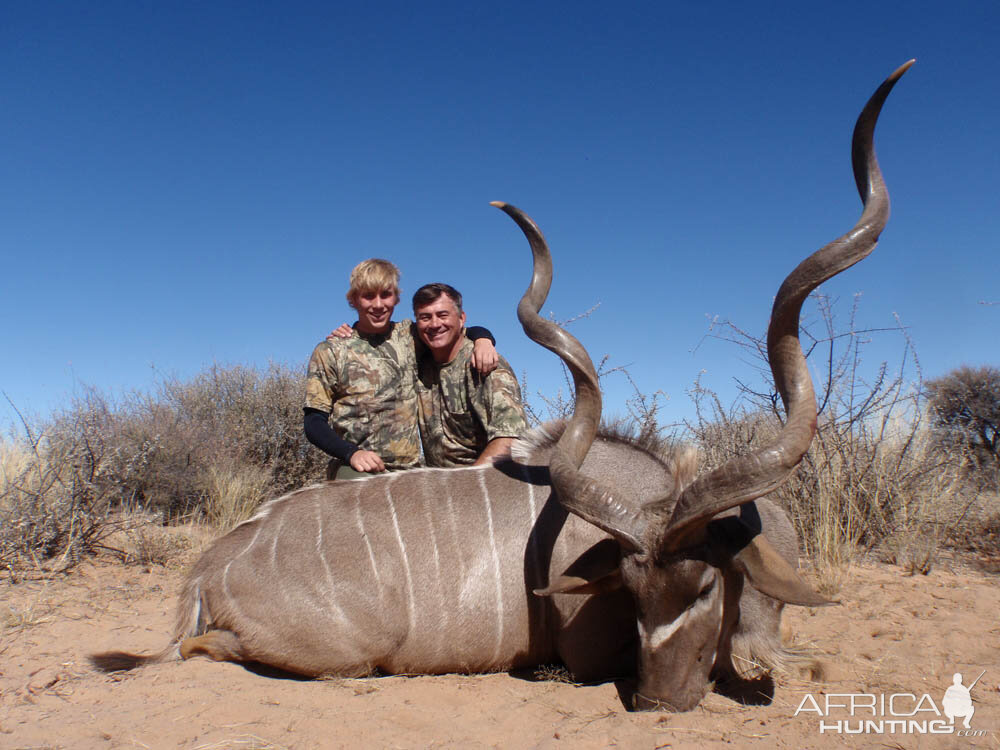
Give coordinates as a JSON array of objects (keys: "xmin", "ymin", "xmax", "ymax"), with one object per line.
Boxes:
[
  {"xmin": 385, "ymin": 476, "xmax": 417, "ymax": 633},
  {"xmin": 478, "ymin": 471, "xmax": 505, "ymax": 664},
  {"xmin": 523, "ymin": 466, "xmax": 541, "ymax": 585},
  {"xmin": 354, "ymin": 485, "xmax": 383, "ymax": 599},
  {"xmin": 442, "ymin": 475, "xmax": 466, "ymax": 582},
  {"xmin": 220, "ymin": 523, "xmax": 264, "ymax": 622},
  {"xmin": 421, "ymin": 474, "xmax": 448, "ymax": 653},
  {"xmin": 313, "ymin": 498, "xmax": 351, "ymax": 628}
]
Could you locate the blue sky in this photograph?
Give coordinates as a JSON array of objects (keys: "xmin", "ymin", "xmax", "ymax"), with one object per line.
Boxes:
[{"xmin": 2, "ymin": 1, "xmax": 997, "ymax": 434}]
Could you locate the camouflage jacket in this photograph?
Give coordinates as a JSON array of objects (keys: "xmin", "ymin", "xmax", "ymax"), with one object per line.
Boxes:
[
  {"xmin": 304, "ymin": 320, "xmax": 421, "ymax": 470},
  {"xmin": 416, "ymin": 338, "xmax": 528, "ymax": 467}
]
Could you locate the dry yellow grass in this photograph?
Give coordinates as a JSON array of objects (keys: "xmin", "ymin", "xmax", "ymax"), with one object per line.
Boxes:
[{"xmin": 203, "ymin": 463, "xmax": 272, "ymax": 531}]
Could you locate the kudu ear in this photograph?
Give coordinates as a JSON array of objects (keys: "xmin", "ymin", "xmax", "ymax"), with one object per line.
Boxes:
[
  {"xmin": 533, "ymin": 538, "xmax": 624, "ymax": 597},
  {"xmin": 732, "ymin": 535, "xmax": 837, "ymax": 607},
  {"xmin": 533, "ymin": 569, "xmax": 623, "ymax": 597}
]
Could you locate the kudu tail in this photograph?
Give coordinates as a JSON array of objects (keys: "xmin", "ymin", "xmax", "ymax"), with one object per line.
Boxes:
[
  {"xmin": 89, "ymin": 574, "xmax": 203, "ymax": 672},
  {"xmin": 89, "ymin": 646, "xmax": 180, "ymax": 672}
]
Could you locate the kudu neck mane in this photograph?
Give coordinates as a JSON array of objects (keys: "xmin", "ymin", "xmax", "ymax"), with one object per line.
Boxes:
[{"xmin": 512, "ymin": 420, "xmax": 698, "ymax": 495}]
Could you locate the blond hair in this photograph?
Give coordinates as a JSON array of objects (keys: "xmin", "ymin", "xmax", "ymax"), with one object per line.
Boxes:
[{"xmin": 346, "ymin": 258, "xmax": 401, "ymax": 308}]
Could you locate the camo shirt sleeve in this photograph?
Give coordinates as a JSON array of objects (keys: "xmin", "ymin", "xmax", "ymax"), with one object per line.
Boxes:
[
  {"xmin": 469, "ymin": 357, "xmax": 528, "ymax": 444},
  {"xmin": 304, "ymin": 340, "xmax": 338, "ymax": 413}
]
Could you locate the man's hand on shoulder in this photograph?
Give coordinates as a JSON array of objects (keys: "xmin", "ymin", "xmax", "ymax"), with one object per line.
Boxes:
[
  {"xmin": 471, "ymin": 338, "xmax": 499, "ymax": 375},
  {"xmin": 350, "ymin": 450, "xmax": 386, "ymax": 473},
  {"xmin": 327, "ymin": 323, "xmax": 354, "ymax": 340}
]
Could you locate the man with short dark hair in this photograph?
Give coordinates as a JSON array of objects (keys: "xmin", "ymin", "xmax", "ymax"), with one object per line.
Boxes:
[{"xmin": 412, "ymin": 283, "xmax": 527, "ymax": 467}]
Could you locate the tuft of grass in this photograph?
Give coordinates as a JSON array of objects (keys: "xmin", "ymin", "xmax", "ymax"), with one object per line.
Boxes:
[
  {"xmin": 812, "ymin": 562, "xmax": 850, "ymax": 598},
  {"xmin": 203, "ymin": 463, "xmax": 272, "ymax": 532},
  {"xmin": 877, "ymin": 527, "xmax": 938, "ymax": 575},
  {"xmin": 533, "ymin": 664, "xmax": 577, "ymax": 684},
  {"xmin": 944, "ymin": 496, "xmax": 1000, "ymax": 572},
  {"xmin": 193, "ymin": 735, "xmax": 289, "ymax": 750},
  {"xmin": 2, "ymin": 595, "xmax": 54, "ymax": 632},
  {"xmin": 120, "ymin": 524, "xmax": 193, "ymax": 566}
]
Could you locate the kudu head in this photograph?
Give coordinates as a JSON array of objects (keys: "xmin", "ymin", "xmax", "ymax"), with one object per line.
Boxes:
[{"xmin": 494, "ymin": 60, "xmax": 913, "ymax": 712}]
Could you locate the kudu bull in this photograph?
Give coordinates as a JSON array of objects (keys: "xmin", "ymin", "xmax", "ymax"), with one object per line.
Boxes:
[{"xmin": 91, "ymin": 62, "xmax": 912, "ymax": 711}]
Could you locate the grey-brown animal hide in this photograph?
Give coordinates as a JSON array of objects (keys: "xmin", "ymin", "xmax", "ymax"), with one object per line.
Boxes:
[{"xmin": 93, "ymin": 428, "xmax": 677, "ymax": 681}]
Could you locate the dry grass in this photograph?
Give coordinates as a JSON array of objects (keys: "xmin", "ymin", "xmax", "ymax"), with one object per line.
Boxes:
[
  {"xmin": 687, "ymin": 411, "xmax": 973, "ymax": 591},
  {"xmin": 944, "ymin": 491, "xmax": 1000, "ymax": 572},
  {"xmin": 1, "ymin": 428, "xmax": 122, "ymax": 573},
  {"xmin": 1, "ymin": 579, "xmax": 55, "ymax": 632},
  {"xmin": 681, "ymin": 293, "xmax": 990, "ymax": 587},
  {"xmin": 1, "ymin": 437, "xmax": 30, "ymax": 480},
  {"xmin": 2, "ymin": 363, "xmax": 326, "ymax": 572},
  {"xmin": 783, "ymin": 420, "xmax": 968, "ymax": 577},
  {"xmin": 533, "ymin": 664, "xmax": 578, "ymax": 684},
  {"xmin": 2, "ymin": 602, "xmax": 53, "ymax": 631},
  {"xmin": 120, "ymin": 524, "xmax": 194, "ymax": 566},
  {"xmin": 193, "ymin": 736, "xmax": 289, "ymax": 750},
  {"xmin": 203, "ymin": 463, "xmax": 272, "ymax": 531}
]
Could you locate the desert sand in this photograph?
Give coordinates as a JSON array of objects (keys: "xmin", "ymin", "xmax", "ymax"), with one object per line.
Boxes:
[{"xmin": 2, "ymin": 549, "xmax": 998, "ymax": 749}]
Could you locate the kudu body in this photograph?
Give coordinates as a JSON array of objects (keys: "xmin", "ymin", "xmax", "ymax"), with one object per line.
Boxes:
[
  {"xmin": 92, "ymin": 438, "xmax": 688, "ymax": 680},
  {"xmin": 91, "ymin": 62, "xmax": 911, "ymax": 711}
]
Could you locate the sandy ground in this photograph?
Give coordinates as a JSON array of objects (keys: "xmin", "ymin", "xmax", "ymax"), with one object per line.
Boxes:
[{"xmin": 2, "ymin": 546, "xmax": 998, "ymax": 750}]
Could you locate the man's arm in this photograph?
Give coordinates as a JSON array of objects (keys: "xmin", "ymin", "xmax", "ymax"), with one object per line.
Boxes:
[
  {"xmin": 303, "ymin": 408, "xmax": 386, "ymax": 473},
  {"xmin": 303, "ymin": 408, "xmax": 357, "ymax": 461},
  {"xmin": 470, "ymin": 357, "xmax": 529, "ymax": 463},
  {"xmin": 465, "ymin": 326, "xmax": 495, "ymax": 344},
  {"xmin": 304, "ymin": 342, "xmax": 388, "ymax": 474},
  {"xmin": 328, "ymin": 322, "xmax": 500, "ymax": 375},
  {"xmin": 327, "ymin": 324, "xmax": 494, "ymax": 344},
  {"xmin": 466, "ymin": 326, "xmax": 498, "ymax": 375},
  {"xmin": 328, "ymin": 322, "xmax": 354, "ymax": 338}
]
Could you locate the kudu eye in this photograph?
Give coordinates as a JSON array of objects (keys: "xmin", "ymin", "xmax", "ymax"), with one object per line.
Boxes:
[{"xmin": 696, "ymin": 575, "xmax": 717, "ymax": 600}]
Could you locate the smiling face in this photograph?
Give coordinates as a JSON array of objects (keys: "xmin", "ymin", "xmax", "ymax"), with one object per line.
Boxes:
[
  {"xmin": 346, "ymin": 259, "xmax": 401, "ymax": 335},
  {"xmin": 351, "ymin": 287, "xmax": 398, "ymax": 335},
  {"xmin": 414, "ymin": 292, "xmax": 467, "ymax": 363}
]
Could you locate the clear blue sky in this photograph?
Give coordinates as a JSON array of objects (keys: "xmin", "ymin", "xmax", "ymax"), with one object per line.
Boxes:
[{"xmin": 2, "ymin": 1, "xmax": 997, "ymax": 434}]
